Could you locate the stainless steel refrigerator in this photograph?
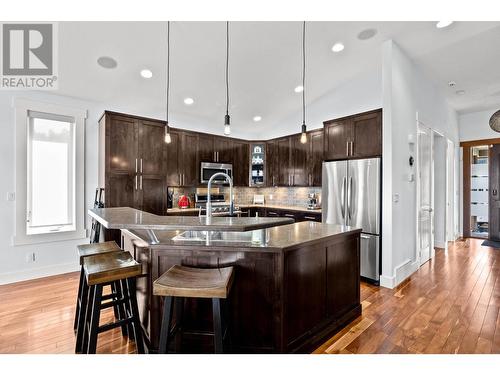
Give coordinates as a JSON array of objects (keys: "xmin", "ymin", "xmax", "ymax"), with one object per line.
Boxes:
[{"xmin": 322, "ymin": 158, "xmax": 381, "ymax": 282}]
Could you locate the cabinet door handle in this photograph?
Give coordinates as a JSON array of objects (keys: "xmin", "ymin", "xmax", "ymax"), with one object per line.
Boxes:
[
  {"xmin": 350, "ymin": 141, "xmax": 354, "ymax": 156},
  {"xmin": 284, "ymin": 214, "xmax": 295, "ymax": 218},
  {"xmin": 135, "ymin": 158, "xmax": 138, "ymax": 173},
  {"xmin": 304, "ymin": 216, "xmax": 316, "ymax": 220},
  {"xmin": 140, "ymin": 158, "xmax": 143, "ymax": 173},
  {"xmin": 135, "ymin": 175, "xmax": 138, "ymax": 190},
  {"xmin": 140, "ymin": 175, "xmax": 143, "ymax": 190}
]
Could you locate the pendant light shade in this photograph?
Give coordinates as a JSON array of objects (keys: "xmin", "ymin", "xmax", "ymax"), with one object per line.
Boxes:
[
  {"xmin": 164, "ymin": 21, "xmax": 172, "ymax": 144},
  {"xmin": 299, "ymin": 21, "xmax": 307, "ymax": 144},
  {"xmin": 223, "ymin": 21, "xmax": 231, "ymax": 136}
]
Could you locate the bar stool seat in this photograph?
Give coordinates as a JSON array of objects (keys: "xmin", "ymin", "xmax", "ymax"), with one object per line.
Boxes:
[
  {"xmin": 74, "ymin": 241, "xmax": 122, "ymax": 333},
  {"xmin": 153, "ymin": 265, "xmax": 234, "ymax": 354},
  {"xmin": 76, "ymin": 252, "xmax": 145, "ymax": 354},
  {"xmin": 77, "ymin": 241, "xmax": 122, "ymax": 264},
  {"xmin": 153, "ymin": 265, "xmax": 234, "ymax": 299}
]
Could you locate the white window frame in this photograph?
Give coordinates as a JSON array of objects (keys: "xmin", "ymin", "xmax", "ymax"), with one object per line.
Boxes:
[{"xmin": 13, "ymin": 98, "xmax": 87, "ymax": 245}]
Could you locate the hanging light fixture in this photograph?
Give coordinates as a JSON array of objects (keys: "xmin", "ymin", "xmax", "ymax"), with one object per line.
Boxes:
[
  {"xmin": 224, "ymin": 21, "xmax": 231, "ymax": 136},
  {"xmin": 300, "ymin": 21, "xmax": 307, "ymax": 144},
  {"xmin": 164, "ymin": 21, "xmax": 172, "ymax": 144}
]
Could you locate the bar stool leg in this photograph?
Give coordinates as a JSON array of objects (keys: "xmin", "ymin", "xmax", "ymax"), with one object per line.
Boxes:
[
  {"xmin": 126, "ymin": 277, "xmax": 145, "ymax": 354},
  {"xmin": 73, "ymin": 266, "xmax": 84, "ymax": 331},
  {"xmin": 75, "ymin": 275, "xmax": 89, "ymax": 353},
  {"xmin": 175, "ymin": 297, "xmax": 184, "ymax": 352},
  {"xmin": 87, "ymin": 284, "xmax": 103, "ymax": 354},
  {"xmin": 158, "ymin": 296, "xmax": 174, "ymax": 354},
  {"xmin": 112, "ymin": 281, "xmax": 128, "ymax": 336},
  {"xmin": 212, "ymin": 298, "xmax": 224, "ymax": 354}
]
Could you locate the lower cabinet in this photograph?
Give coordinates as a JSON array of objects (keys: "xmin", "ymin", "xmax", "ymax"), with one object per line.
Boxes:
[{"xmin": 247, "ymin": 207, "xmax": 321, "ymax": 222}]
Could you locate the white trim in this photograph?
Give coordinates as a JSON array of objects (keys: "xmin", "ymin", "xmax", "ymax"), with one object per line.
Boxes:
[
  {"xmin": 13, "ymin": 97, "xmax": 87, "ymax": 246},
  {"xmin": 0, "ymin": 261, "xmax": 79, "ymax": 285},
  {"xmin": 380, "ymin": 259, "xmax": 420, "ymax": 289}
]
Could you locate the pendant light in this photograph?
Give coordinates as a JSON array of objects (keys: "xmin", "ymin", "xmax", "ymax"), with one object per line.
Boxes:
[
  {"xmin": 224, "ymin": 21, "xmax": 231, "ymax": 136},
  {"xmin": 164, "ymin": 21, "xmax": 172, "ymax": 144},
  {"xmin": 300, "ymin": 21, "xmax": 307, "ymax": 144}
]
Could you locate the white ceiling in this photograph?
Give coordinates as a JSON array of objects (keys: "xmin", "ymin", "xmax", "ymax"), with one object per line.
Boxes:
[{"xmin": 56, "ymin": 21, "xmax": 500, "ymax": 138}]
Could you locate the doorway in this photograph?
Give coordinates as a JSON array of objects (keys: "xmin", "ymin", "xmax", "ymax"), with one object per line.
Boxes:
[{"xmin": 417, "ymin": 124, "xmax": 433, "ymax": 266}]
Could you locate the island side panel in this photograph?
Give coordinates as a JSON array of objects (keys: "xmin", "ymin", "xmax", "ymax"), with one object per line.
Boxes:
[
  {"xmin": 283, "ymin": 232, "xmax": 361, "ymax": 353},
  {"xmin": 149, "ymin": 246, "xmax": 283, "ymax": 353}
]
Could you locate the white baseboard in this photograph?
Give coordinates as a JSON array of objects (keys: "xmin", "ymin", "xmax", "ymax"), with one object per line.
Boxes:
[
  {"xmin": 0, "ymin": 262, "xmax": 79, "ymax": 285},
  {"xmin": 379, "ymin": 259, "xmax": 419, "ymax": 289},
  {"xmin": 434, "ymin": 241, "xmax": 446, "ymax": 249},
  {"xmin": 379, "ymin": 274, "xmax": 395, "ymax": 289}
]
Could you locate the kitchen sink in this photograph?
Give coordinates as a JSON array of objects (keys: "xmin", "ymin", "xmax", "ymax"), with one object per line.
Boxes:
[{"xmin": 172, "ymin": 230, "xmax": 265, "ymax": 244}]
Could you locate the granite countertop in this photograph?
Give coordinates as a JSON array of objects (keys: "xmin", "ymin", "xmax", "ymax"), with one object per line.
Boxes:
[
  {"xmin": 166, "ymin": 204, "xmax": 322, "ymax": 214},
  {"xmin": 126, "ymin": 221, "xmax": 360, "ymax": 252},
  {"xmin": 89, "ymin": 207, "xmax": 293, "ymax": 232}
]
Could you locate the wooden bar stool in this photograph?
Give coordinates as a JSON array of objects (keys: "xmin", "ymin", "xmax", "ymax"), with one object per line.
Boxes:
[
  {"xmin": 153, "ymin": 265, "xmax": 234, "ymax": 354},
  {"xmin": 76, "ymin": 251, "xmax": 145, "ymax": 354},
  {"xmin": 74, "ymin": 241, "xmax": 122, "ymax": 332}
]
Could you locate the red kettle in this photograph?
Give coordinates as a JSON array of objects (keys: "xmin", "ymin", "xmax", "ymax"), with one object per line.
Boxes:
[{"xmin": 178, "ymin": 195, "xmax": 190, "ymax": 209}]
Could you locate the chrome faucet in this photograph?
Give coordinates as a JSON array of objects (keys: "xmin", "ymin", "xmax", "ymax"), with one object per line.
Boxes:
[{"xmin": 206, "ymin": 172, "xmax": 234, "ymax": 217}]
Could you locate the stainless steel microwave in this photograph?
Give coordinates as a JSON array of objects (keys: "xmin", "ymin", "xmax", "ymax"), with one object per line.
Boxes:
[{"xmin": 200, "ymin": 162, "xmax": 233, "ymax": 184}]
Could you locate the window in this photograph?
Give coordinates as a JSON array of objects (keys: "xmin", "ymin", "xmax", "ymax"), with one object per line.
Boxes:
[
  {"xmin": 14, "ymin": 98, "xmax": 87, "ymax": 245},
  {"xmin": 27, "ymin": 111, "xmax": 76, "ymax": 234}
]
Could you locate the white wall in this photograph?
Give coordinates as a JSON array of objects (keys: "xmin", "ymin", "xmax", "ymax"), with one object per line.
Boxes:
[
  {"xmin": 0, "ymin": 91, "xmax": 106, "ymax": 284},
  {"xmin": 381, "ymin": 40, "xmax": 460, "ymax": 289},
  {"xmin": 459, "ymin": 108, "xmax": 499, "ymax": 142},
  {"xmin": 263, "ymin": 69, "xmax": 382, "ymax": 139}
]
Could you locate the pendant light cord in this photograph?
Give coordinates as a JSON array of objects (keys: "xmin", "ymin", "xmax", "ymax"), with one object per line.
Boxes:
[
  {"xmin": 226, "ymin": 21, "xmax": 229, "ymax": 117},
  {"xmin": 166, "ymin": 21, "xmax": 170, "ymax": 124},
  {"xmin": 302, "ymin": 21, "xmax": 306, "ymax": 126}
]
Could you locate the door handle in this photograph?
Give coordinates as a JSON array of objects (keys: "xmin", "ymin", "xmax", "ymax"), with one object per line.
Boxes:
[
  {"xmin": 284, "ymin": 214, "xmax": 295, "ymax": 218},
  {"xmin": 361, "ymin": 234, "xmax": 371, "ymax": 240},
  {"xmin": 140, "ymin": 158, "xmax": 143, "ymax": 173},
  {"xmin": 350, "ymin": 142, "xmax": 354, "ymax": 156},
  {"xmin": 140, "ymin": 175, "xmax": 143, "ymax": 190},
  {"xmin": 346, "ymin": 142, "xmax": 349, "ymax": 157},
  {"xmin": 135, "ymin": 158, "xmax": 138, "ymax": 173},
  {"xmin": 135, "ymin": 175, "xmax": 138, "ymax": 190},
  {"xmin": 347, "ymin": 176, "xmax": 353, "ymax": 222},
  {"xmin": 341, "ymin": 177, "xmax": 346, "ymax": 219},
  {"xmin": 493, "ymin": 188, "xmax": 498, "ymax": 196}
]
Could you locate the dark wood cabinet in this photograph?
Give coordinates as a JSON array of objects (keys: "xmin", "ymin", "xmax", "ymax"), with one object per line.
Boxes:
[
  {"xmin": 266, "ymin": 130, "xmax": 323, "ymax": 187},
  {"xmin": 179, "ymin": 132, "xmax": 199, "ymax": 186},
  {"xmin": 233, "ymin": 140, "xmax": 249, "ymax": 186},
  {"xmin": 214, "ymin": 137, "xmax": 233, "ymax": 163},
  {"xmin": 324, "ymin": 109, "xmax": 382, "ymax": 161},
  {"xmin": 100, "ymin": 112, "xmax": 166, "ymax": 215},
  {"xmin": 291, "ymin": 134, "xmax": 309, "ymax": 187},
  {"xmin": 165, "ymin": 130, "xmax": 181, "ymax": 186},
  {"xmin": 324, "ymin": 119, "xmax": 351, "ymax": 161},
  {"xmin": 351, "ymin": 110, "xmax": 382, "ymax": 158}
]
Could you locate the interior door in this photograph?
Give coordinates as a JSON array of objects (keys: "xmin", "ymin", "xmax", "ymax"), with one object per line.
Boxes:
[
  {"xmin": 489, "ymin": 144, "xmax": 500, "ymax": 241},
  {"xmin": 418, "ymin": 125, "xmax": 434, "ymax": 266}
]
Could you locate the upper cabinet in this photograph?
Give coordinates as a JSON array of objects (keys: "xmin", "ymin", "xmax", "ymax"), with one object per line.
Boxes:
[
  {"xmin": 324, "ymin": 109, "xmax": 382, "ymax": 161},
  {"xmin": 266, "ymin": 130, "xmax": 324, "ymax": 187}
]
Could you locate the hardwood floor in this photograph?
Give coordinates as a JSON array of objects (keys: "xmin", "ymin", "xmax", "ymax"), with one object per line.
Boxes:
[
  {"xmin": 0, "ymin": 238, "xmax": 499, "ymax": 354},
  {"xmin": 314, "ymin": 238, "xmax": 500, "ymax": 354}
]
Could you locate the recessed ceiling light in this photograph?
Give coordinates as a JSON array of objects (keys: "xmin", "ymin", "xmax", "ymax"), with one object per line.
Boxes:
[
  {"xmin": 97, "ymin": 56, "xmax": 117, "ymax": 69},
  {"xmin": 456, "ymin": 90, "xmax": 466, "ymax": 96},
  {"xmin": 331, "ymin": 43, "xmax": 345, "ymax": 53},
  {"xmin": 357, "ymin": 29, "xmax": 377, "ymax": 41},
  {"xmin": 436, "ymin": 21, "xmax": 453, "ymax": 29},
  {"xmin": 140, "ymin": 69, "xmax": 153, "ymax": 79},
  {"xmin": 253, "ymin": 116, "xmax": 262, "ymax": 122},
  {"xmin": 294, "ymin": 85, "xmax": 304, "ymax": 93},
  {"xmin": 183, "ymin": 97, "xmax": 194, "ymax": 105}
]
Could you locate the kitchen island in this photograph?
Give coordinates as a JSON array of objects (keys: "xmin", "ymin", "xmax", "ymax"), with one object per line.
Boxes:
[{"xmin": 90, "ymin": 207, "xmax": 361, "ymax": 353}]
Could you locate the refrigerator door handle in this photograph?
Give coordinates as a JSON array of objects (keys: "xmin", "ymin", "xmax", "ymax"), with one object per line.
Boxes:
[
  {"xmin": 341, "ymin": 177, "xmax": 346, "ymax": 219},
  {"xmin": 347, "ymin": 176, "xmax": 353, "ymax": 222}
]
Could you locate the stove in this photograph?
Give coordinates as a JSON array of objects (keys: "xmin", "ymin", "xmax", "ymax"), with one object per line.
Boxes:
[{"xmin": 195, "ymin": 193, "xmax": 242, "ymax": 217}]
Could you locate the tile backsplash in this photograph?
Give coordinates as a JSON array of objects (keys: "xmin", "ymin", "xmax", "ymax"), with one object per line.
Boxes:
[{"xmin": 170, "ymin": 186, "xmax": 321, "ymax": 208}]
